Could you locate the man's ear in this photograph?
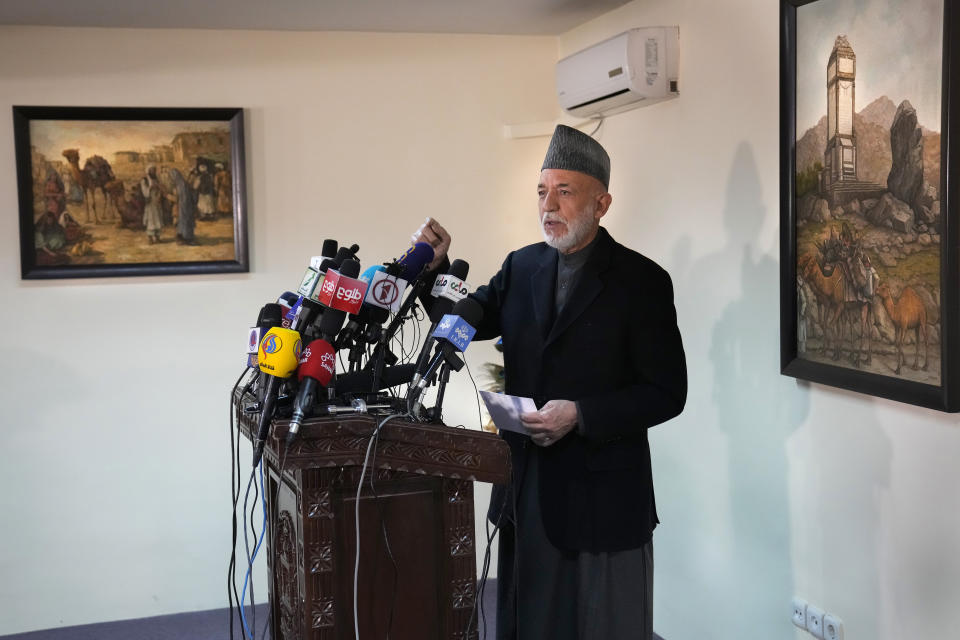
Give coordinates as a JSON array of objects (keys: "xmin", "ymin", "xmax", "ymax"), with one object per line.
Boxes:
[{"xmin": 595, "ymin": 192, "xmax": 612, "ymax": 221}]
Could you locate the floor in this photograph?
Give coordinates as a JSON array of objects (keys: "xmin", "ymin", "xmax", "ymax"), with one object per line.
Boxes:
[{"xmin": 0, "ymin": 580, "xmax": 662, "ymax": 639}]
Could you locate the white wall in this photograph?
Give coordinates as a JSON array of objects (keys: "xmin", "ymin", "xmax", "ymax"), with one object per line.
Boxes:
[
  {"xmin": 561, "ymin": 1, "xmax": 960, "ymax": 639},
  {"xmin": 5, "ymin": 2, "xmax": 960, "ymax": 637},
  {"xmin": 0, "ymin": 26, "xmax": 558, "ymax": 634}
]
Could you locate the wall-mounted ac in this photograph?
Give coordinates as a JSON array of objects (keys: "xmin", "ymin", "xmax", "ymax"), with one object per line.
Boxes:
[{"xmin": 556, "ymin": 27, "xmax": 680, "ymax": 118}]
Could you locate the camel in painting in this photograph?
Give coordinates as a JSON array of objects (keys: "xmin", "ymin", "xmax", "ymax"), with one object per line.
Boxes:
[
  {"xmin": 798, "ymin": 252, "xmax": 873, "ymax": 365},
  {"xmin": 62, "ymin": 149, "xmax": 115, "ymax": 224},
  {"xmin": 876, "ymin": 283, "xmax": 928, "ymax": 375},
  {"xmin": 103, "ymin": 180, "xmax": 144, "ymax": 230}
]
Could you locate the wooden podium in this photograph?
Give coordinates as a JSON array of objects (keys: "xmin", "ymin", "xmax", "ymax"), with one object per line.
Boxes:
[{"xmin": 236, "ymin": 393, "xmax": 510, "ymax": 640}]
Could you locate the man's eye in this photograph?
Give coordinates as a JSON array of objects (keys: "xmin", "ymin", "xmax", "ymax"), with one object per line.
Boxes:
[{"xmin": 560, "ymin": 190, "xmax": 570, "ymax": 196}]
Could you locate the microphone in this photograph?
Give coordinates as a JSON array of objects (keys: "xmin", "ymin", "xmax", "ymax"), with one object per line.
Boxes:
[
  {"xmin": 320, "ymin": 238, "xmax": 338, "ymax": 260},
  {"xmin": 428, "ymin": 259, "xmax": 470, "ymax": 320},
  {"xmin": 334, "ymin": 363, "xmax": 417, "ymax": 394},
  {"xmin": 413, "ymin": 259, "xmax": 470, "ymax": 384},
  {"xmin": 258, "ymin": 302, "xmax": 285, "ymax": 328},
  {"xmin": 252, "ymin": 327, "xmax": 303, "ymax": 467},
  {"xmin": 331, "ymin": 244, "xmax": 360, "ymax": 269},
  {"xmin": 308, "ymin": 238, "xmax": 340, "ymax": 272},
  {"xmin": 316, "ymin": 258, "xmax": 366, "ymax": 342},
  {"xmin": 248, "ymin": 303, "xmax": 284, "ymax": 368},
  {"xmin": 378, "ymin": 242, "xmax": 435, "ymax": 343},
  {"xmin": 276, "ymin": 291, "xmax": 300, "ymax": 328},
  {"xmin": 336, "ymin": 265, "xmax": 392, "ymax": 352},
  {"xmin": 396, "ymin": 242, "xmax": 435, "ymax": 283},
  {"xmin": 297, "ymin": 238, "xmax": 343, "ymax": 322},
  {"xmin": 408, "ymin": 298, "xmax": 482, "ymax": 415},
  {"xmin": 286, "ymin": 339, "xmax": 336, "ymax": 446},
  {"xmin": 277, "ymin": 291, "xmax": 300, "ymax": 307},
  {"xmin": 365, "ymin": 242, "xmax": 436, "ymax": 391}
]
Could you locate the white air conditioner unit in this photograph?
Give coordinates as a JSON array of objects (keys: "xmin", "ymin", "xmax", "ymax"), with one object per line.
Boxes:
[{"xmin": 556, "ymin": 27, "xmax": 680, "ymax": 118}]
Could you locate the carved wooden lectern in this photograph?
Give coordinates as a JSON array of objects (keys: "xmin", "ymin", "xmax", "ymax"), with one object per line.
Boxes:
[{"xmin": 236, "ymin": 392, "xmax": 510, "ymax": 640}]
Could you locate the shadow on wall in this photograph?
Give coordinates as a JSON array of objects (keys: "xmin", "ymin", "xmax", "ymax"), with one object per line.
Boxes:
[
  {"xmin": 706, "ymin": 141, "xmax": 809, "ymax": 633},
  {"xmin": 666, "ymin": 141, "xmax": 816, "ymax": 635},
  {"xmin": 675, "ymin": 141, "xmax": 890, "ymax": 637}
]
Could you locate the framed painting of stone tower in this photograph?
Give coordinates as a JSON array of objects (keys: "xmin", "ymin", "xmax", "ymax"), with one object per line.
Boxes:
[
  {"xmin": 780, "ymin": 0, "xmax": 960, "ymax": 411},
  {"xmin": 13, "ymin": 106, "xmax": 249, "ymax": 279}
]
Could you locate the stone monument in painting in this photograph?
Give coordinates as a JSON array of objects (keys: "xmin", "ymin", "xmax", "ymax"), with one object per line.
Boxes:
[{"xmin": 820, "ymin": 36, "xmax": 884, "ymax": 206}]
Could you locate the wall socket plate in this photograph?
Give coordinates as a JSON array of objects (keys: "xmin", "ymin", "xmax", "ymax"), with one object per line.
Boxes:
[
  {"xmin": 806, "ymin": 604, "xmax": 825, "ymax": 639},
  {"xmin": 823, "ymin": 613, "xmax": 844, "ymax": 640},
  {"xmin": 791, "ymin": 597, "xmax": 808, "ymax": 629}
]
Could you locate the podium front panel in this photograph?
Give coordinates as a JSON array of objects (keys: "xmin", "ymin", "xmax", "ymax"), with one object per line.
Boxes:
[{"xmin": 232, "ymin": 406, "xmax": 509, "ymax": 640}]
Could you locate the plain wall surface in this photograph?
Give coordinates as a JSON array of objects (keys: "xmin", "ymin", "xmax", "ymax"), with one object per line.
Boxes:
[{"xmin": 0, "ymin": 25, "xmax": 557, "ymax": 634}]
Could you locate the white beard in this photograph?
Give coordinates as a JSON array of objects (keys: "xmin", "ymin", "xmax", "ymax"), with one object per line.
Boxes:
[{"xmin": 541, "ymin": 207, "xmax": 596, "ymax": 253}]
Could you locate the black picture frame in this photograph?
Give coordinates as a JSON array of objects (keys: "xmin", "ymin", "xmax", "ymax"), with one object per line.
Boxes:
[
  {"xmin": 780, "ymin": 0, "xmax": 960, "ymax": 411},
  {"xmin": 14, "ymin": 106, "xmax": 249, "ymax": 279}
]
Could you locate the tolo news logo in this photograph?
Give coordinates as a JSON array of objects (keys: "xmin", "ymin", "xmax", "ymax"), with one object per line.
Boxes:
[
  {"xmin": 320, "ymin": 277, "xmax": 337, "ymax": 296},
  {"xmin": 315, "ymin": 270, "xmax": 342, "ymax": 307},
  {"xmin": 328, "ymin": 276, "xmax": 368, "ymax": 314},
  {"xmin": 336, "ymin": 285, "xmax": 363, "ymax": 303}
]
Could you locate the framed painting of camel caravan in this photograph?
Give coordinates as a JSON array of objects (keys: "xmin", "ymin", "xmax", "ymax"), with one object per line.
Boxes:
[
  {"xmin": 13, "ymin": 106, "xmax": 248, "ymax": 279},
  {"xmin": 780, "ymin": 0, "xmax": 960, "ymax": 411}
]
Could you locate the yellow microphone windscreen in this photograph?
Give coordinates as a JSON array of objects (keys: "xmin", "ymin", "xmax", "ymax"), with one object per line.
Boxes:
[{"xmin": 258, "ymin": 327, "xmax": 302, "ymax": 378}]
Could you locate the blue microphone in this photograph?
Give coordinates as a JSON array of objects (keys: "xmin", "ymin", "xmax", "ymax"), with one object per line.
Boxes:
[{"xmin": 407, "ymin": 298, "xmax": 482, "ymax": 413}]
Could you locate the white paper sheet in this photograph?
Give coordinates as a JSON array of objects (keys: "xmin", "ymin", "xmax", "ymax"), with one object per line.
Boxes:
[{"xmin": 479, "ymin": 391, "xmax": 537, "ymax": 435}]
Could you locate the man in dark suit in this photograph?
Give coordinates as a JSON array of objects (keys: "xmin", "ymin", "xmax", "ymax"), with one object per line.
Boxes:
[{"xmin": 414, "ymin": 125, "xmax": 686, "ymax": 639}]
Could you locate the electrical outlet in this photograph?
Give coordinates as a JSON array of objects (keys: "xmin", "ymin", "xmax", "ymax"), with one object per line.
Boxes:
[
  {"xmin": 806, "ymin": 604, "xmax": 825, "ymax": 639},
  {"xmin": 791, "ymin": 597, "xmax": 807, "ymax": 629},
  {"xmin": 823, "ymin": 613, "xmax": 843, "ymax": 640}
]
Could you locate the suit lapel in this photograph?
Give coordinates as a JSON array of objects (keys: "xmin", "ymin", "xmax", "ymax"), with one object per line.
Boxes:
[
  {"xmin": 545, "ymin": 227, "xmax": 613, "ymax": 347},
  {"xmin": 530, "ymin": 249, "xmax": 558, "ymax": 341}
]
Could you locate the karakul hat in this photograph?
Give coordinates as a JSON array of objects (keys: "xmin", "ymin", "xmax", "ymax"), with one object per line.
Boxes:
[{"xmin": 541, "ymin": 124, "xmax": 610, "ymax": 189}]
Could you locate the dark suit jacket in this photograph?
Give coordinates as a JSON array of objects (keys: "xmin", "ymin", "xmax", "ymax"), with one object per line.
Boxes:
[{"xmin": 472, "ymin": 226, "xmax": 687, "ymax": 552}]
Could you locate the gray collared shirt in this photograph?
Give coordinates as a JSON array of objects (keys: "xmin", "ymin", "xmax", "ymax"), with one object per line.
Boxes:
[{"xmin": 554, "ymin": 230, "xmax": 600, "ymax": 316}]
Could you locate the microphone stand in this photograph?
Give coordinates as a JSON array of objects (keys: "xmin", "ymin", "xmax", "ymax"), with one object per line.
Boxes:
[
  {"xmin": 427, "ymin": 362, "xmax": 452, "ymax": 423},
  {"xmin": 368, "ymin": 279, "xmax": 427, "ymax": 392},
  {"xmin": 347, "ymin": 337, "xmax": 365, "ymax": 373},
  {"xmin": 410, "ymin": 347, "xmax": 463, "ymax": 420}
]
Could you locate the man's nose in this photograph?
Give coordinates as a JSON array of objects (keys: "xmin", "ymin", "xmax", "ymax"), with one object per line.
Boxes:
[{"xmin": 542, "ymin": 190, "xmax": 558, "ymax": 211}]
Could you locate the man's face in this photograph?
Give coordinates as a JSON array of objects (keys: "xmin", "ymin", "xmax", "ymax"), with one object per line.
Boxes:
[{"xmin": 537, "ymin": 169, "xmax": 610, "ymax": 254}]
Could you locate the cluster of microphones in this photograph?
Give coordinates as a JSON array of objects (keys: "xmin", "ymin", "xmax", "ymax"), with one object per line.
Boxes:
[{"xmin": 245, "ymin": 238, "xmax": 483, "ymax": 467}]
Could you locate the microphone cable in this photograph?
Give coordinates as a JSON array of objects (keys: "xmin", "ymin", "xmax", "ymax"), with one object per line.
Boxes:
[
  {"xmin": 461, "ymin": 353, "xmax": 501, "ymax": 639},
  {"xmin": 353, "ymin": 412, "xmax": 404, "ymax": 640},
  {"xmin": 364, "ymin": 412, "xmax": 401, "ymax": 639},
  {"xmin": 228, "ymin": 368, "xmax": 255, "ymax": 640},
  {"xmin": 239, "ymin": 383, "xmax": 296, "ymax": 640},
  {"xmin": 259, "ymin": 436, "xmax": 294, "ymax": 640},
  {"xmin": 462, "ymin": 356, "xmax": 485, "ymax": 433},
  {"xmin": 466, "ymin": 483, "xmax": 511, "ymax": 640},
  {"xmin": 239, "ymin": 462, "xmax": 267, "ymax": 640}
]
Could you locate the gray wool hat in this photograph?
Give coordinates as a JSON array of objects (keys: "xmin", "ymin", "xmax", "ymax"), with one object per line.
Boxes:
[{"xmin": 541, "ymin": 124, "xmax": 610, "ymax": 189}]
